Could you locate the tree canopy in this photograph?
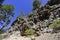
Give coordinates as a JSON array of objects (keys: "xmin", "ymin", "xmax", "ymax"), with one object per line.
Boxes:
[
  {"xmin": 0, "ymin": 1, "xmax": 14, "ymax": 31},
  {"xmin": 0, "ymin": 0, "xmax": 4, "ymax": 7}
]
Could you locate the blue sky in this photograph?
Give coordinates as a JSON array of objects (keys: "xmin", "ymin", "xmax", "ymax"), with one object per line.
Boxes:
[{"xmin": 3, "ymin": 0, "xmax": 48, "ymax": 29}]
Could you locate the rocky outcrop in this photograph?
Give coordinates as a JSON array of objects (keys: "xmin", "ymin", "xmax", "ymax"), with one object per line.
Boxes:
[
  {"xmin": 3, "ymin": 0, "xmax": 60, "ymax": 40},
  {"xmin": 47, "ymin": 0, "xmax": 60, "ymax": 6},
  {"xmin": 7, "ymin": 4, "xmax": 60, "ymax": 36}
]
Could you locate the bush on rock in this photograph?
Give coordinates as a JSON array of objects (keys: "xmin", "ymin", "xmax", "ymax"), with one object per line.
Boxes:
[
  {"xmin": 24, "ymin": 29, "xmax": 35, "ymax": 36},
  {"xmin": 49, "ymin": 19, "xmax": 60, "ymax": 29}
]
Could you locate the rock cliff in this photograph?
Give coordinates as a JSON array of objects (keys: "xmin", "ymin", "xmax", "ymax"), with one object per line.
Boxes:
[{"xmin": 4, "ymin": 0, "xmax": 60, "ymax": 40}]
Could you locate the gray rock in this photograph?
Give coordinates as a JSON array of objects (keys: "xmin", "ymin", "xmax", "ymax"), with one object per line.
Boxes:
[
  {"xmin": 43, "ymin": 27, "xmax": 53, "ymax": 33},
  {"xmin": 7, "ymin": 3, "xmax": 60, "ymax": 36}
]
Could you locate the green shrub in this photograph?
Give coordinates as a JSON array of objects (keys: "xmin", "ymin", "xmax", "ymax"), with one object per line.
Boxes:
[
  {"xmin": 49, "ymin": 19, "xmax": 60, "ymax": 29},
  {"xmin": 24, "ymin": 29, "xmax": 35, "ymax": 36},
  {"xmin": 0, "ymin": 34, "xmax": 3, "ymax": 40}
]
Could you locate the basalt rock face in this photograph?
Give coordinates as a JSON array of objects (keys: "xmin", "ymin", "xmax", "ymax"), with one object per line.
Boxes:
[
  {"xmin": 8, "ymin": 4, "xmax": 60, "ymax": 36},
  {"xmin": 47, "ymin": 0, "xmax": 60, "ymax": 6}
]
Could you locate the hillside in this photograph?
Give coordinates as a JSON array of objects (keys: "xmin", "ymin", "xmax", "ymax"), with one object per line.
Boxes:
[{"xmin": 2, "ymin": 0, "xmax": 60, "ymax": 40}]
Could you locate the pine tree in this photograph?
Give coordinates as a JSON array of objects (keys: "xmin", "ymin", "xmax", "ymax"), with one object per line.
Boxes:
[
  {"xmin": 0, "ymin": 4, "xmax": 14, "ymax": 31},
  {"xmin": 0, "ymin": 0, "xmax": 4, "ymax": 7},
  {"xmin": 33, "ymin": 0, "xmax": 41, "ymax": 10}
]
